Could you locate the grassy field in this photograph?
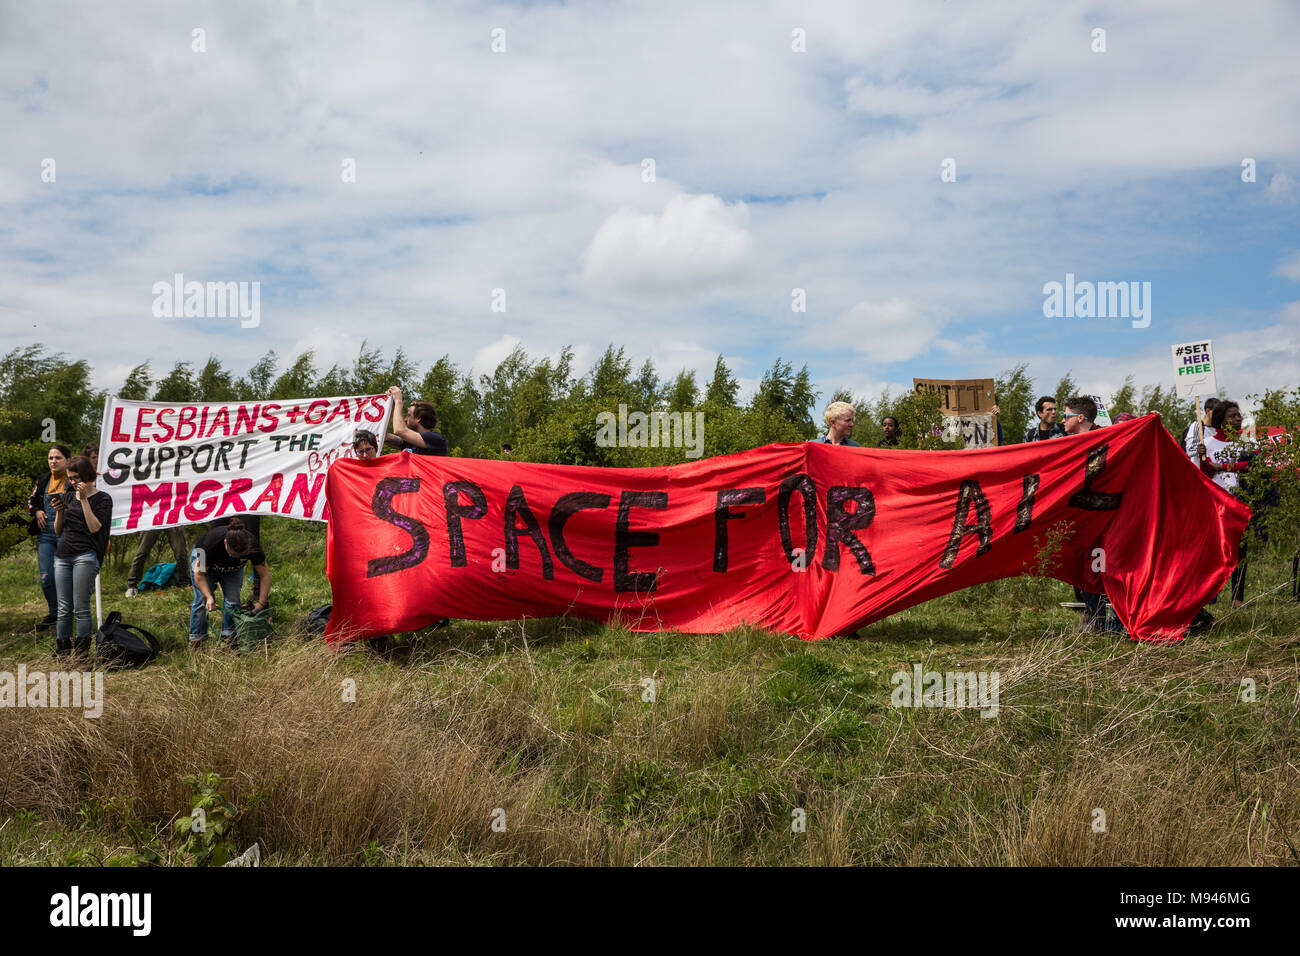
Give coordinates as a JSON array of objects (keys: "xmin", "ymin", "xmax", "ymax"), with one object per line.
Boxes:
[{"xmin": 2, "ymin": 517, "xmax": 1299, "ymax": 866}]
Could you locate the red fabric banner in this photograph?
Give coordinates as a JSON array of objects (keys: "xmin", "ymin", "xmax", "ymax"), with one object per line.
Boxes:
[{"xmin": 323, "ymin": 414, "xmax": 1251, "ymax": 644}]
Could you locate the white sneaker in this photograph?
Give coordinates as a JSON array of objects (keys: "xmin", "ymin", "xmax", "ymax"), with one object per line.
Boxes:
[{"xmin": 124, "ymin": 588, "xmax": 139, "ymax": 598}]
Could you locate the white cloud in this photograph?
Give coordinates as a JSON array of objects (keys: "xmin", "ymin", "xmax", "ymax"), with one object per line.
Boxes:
[
  {"xmin": 1, "ymin": 0, "xmax": 1298, "ymax": 402},
  {"xmin": 1273, "ymin": 251, "xmax": 1300, "ymax": 282},
  {"xmin": 828, "ymin": 299, "xmax": 946, "ymax": 364},
  {"xmin": 1266, "ymin": 172, "xmax": 1295, "ymax": 205},
  {"xmin": 470, "ymin": 335, "xmax": 523, "ymax": 380},
  {"xmin": 580, "ymin": 194, "xmax": 751, "ymax": 295}
]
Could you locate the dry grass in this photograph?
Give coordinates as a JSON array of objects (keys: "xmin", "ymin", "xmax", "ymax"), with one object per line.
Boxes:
[{"xmin": 3, "ymin": 525, "xmax": 1299, "ymax": 866}]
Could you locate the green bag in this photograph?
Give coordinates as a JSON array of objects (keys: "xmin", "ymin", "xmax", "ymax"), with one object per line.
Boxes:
[{"xmin": 232, "ymin": 605, "xmax": 272, "ymax": 652}]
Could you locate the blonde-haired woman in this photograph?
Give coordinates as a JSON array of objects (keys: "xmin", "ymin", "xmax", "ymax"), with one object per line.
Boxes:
[{"xmin": 816, "ymin": 401, "xmax": 861, "ymax": 447}]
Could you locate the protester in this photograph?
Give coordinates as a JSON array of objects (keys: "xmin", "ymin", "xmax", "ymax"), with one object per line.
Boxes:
[
  {"xmin": 1196, "ymin": 401, "xmax": 1248, "ymax": 492},
  {"xmin": 352, "ymin": 429, "xmax": 379, "ymax": 460},
  {"xmin": 80, "ymin": 443, "xmax": 99, "ymax": 473},
  {"xmin": 51, "ymin": 455, "xmax": 112, "ymax": 656},
  {"xmin": 816, "ymin": 401, "xmax": 861, "ymax": 446},
  {"xmin": 501, "ymin": 443, "xmax": 514, "ymax": 459},
  {"xmin": 1184, "ymin": 397, "xmax": 1220, "ymax": 458},
  {"xmin": 347, "ymin": 427, "xmax": 386, "ymax": 653},
  {"xmin": 1023, "ymin": 396, "xmax": 1064, "ymax": 441},
  {"xmin": 1195, "ymin": 401, "xmax": 1271, "ymax": 606},
  {"xmin": 211, "ymin": 513, "xmax": 262, "ymax": 539},
  {"xmin": 1112, "ymin": 412, "xmax": 1136, "ymax": 424},
  {"xmin": 27, "ymin": 443, "xmax": 72, "ymax": 629},
  {"xmin": 1059, "ymin": 396, "xmax": 1099, "ymax": 437},
  {"xmin": 189, "ymin": 517, "xmax": 271, "ymax": 649},
  {"xmin": 125, "ymin": 526, "xmax": 191, "ymax": 597},
  {"xmin": 384, "ymin": 386, "xmax": 449, "ymax": 456},
  {"xmin": 879, "ymin": 416, "xmax": 900, "ymax": 447},
  {"xmin": 1058, "ymin": 396, "xmax": 1110, "ymax": 629}
]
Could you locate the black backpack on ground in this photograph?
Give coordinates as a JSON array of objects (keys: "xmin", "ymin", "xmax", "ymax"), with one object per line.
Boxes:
[
  {"xmin": 94, "ymin": 611, "xmax": 161, "ymax": 669},
  {"xmin": 303, "ymin": 604, "xmax": 332, "ymax": 637}
]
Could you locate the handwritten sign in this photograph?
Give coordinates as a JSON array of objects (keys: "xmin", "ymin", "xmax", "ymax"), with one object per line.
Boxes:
[
  {"xmin": 914, "ymin": 378, "xmax": 999, "ymax": 447},
  {"xmin": 1171, "ymin": 340, "xmax": 1217, "ymax": 399},
  {"xmin": 1088, "ymin": 395, "xmax": 1113, "ymax": 428},
  {"xmin": 97, "ymin": 393, "xmax": 393, "ymax": 532}
]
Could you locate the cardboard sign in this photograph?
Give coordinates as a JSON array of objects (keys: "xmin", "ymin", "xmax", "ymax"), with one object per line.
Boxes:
[
  {"xmin": 913, "ymin": 378, "xmax": 999, "ymax": 447},
  {"xmin": 1171, "ymin": 340, "xmax": 1217, "ymax": 399}
]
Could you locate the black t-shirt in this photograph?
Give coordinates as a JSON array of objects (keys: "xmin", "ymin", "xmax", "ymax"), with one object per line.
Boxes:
[
  {"xmin": 404, "ymin": 430, "xmax": 448, "ymax": 456},
  {"xmin": 55, "ymin": 490, "xmax": 113, "ymax": 561},
  {"xmin": 195, "ymin": 527, "xmax": 267, "ymax": 575}
]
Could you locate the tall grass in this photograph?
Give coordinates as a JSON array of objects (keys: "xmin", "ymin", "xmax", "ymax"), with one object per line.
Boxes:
[{"xmin": 1, "ymin": 521, "xmax": 1298, "ymax": 865}]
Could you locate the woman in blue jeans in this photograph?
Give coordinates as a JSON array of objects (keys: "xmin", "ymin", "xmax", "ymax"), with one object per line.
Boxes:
[
  {"xmin": 52, "ymin": 455, "xmax": 113, "ymax": 656},
  {"xmin": 27, "ymin": 443, "xmax": 72, "ymax": 630}
]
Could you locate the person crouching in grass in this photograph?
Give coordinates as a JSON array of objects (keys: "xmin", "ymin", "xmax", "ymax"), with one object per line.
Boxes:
[{"xmin": 189, "ymin": 517, "xmax": 271, "ymax": 650}]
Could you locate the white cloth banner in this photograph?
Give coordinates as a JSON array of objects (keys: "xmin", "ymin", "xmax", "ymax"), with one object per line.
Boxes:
[{"xmin": 96, "ymin": 393, "xmax": 393, "ymax": 533}]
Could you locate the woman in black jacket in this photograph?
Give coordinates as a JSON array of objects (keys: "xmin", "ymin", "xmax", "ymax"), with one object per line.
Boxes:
[
  {"xmin": 27, "ymin": 443, "xmax": 72, "ymax": 630},
  {"xmin": 52, "ymin": 455, "xmax": 113, "ymax": 656}
]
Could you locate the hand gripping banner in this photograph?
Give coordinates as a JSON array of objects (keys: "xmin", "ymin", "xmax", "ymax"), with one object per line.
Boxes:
[{"xmin": 323, "ymin": 414, "xmax": 1250, "ymax": 644}]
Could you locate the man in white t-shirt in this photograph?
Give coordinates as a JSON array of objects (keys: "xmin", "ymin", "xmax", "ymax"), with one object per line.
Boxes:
[{"xmin": 1183, "ymin": 397, "xmax": 1219, "ymax": 459}]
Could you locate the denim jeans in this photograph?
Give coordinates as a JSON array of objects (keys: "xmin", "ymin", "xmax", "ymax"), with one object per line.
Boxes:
[
  {"xmin": 37, "ymin": 530, "xmax": 59, "ymax": 617},
  {"xmin": 189, "ymin": 547, "xmax": 244, "ymax": 643},
  {"xmin": 54, "ymin": 550, "xmax": 100, "ymax": 644}
]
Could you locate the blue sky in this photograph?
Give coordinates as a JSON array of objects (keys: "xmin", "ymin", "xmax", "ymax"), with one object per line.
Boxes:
[{"xmin": 1, "ymin": 0, "xmax": 1297, "ymax": 412}]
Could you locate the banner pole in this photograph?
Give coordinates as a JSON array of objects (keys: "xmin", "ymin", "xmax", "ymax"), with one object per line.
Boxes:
[
  {"xmin": 94, "ymin": 572, "xmax": 102, "ymax": 631},
  {"xmin": 1196, "ymin": 395, "xmax": 1204, "ymax": 455}
]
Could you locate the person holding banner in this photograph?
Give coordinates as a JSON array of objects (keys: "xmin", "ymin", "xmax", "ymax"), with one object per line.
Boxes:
[
  {"xmin": 879, "ymin": 416, "xmax": 900, "ymax": 447},
  {"xmin": 188, "ymin": 517, "xmax": 271, "ymax": 649},
  {"xmin": 1060, "ymin": 396, "xmax": 1100, "ymax": 437},
  {"xmin": 51, "ymin": 456, "xmax": 112, "ymax": 657},
  {"xmin": 385, "ymin": 387, "xmax": 448, "ymax": 456},
  {"xmin": 27, "ymin": 443, "xmax": 72, "ymax": 630},
  {"xmin": 1058, "ymin": 397, "xmax": 1112, "ymax": 630},
  {"xmin": 1196, "ymin": 401, "xmax": 1267, "ymax": 606},
  {"xmin": 816, "ymin": 401, "xmax": 861, "ymax": 447},
  {"xmin": 1196, "ymin": 402, "xmax": 1248, "ymax": 492},
  {"xmin": 352, "ymin": 429, "xmax": 379, "ymax": 460}
]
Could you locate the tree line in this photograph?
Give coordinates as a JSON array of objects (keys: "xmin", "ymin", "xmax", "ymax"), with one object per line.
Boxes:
[{"xmin": 4, "ymin": 341, "xmax": 1297, "ymax": 561}]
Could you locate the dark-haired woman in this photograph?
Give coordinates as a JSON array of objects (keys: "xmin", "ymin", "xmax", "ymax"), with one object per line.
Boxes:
[
  {"xmin": 1197, "ymin": 401, "xmax": 1271, "ymax": 606},
  {"xmin": 188, "ymin": 517, "xmax": 271, "ymax": 649},
  {"xmin": 27, "ymin": 443, "xmax": 73, "ymax": 630},
  {"xmin": 51, "ymin": 455, "xmax": 112, "ymax": 655},
  {"xmin": 352, "ymin": 429, "xmax": 379, "ymax": 460}
]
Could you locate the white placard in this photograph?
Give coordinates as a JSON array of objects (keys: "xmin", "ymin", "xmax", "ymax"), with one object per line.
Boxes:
[{"xmin": 1171, "ymin": 340, "xmax": 1217, "ymax": 399}]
